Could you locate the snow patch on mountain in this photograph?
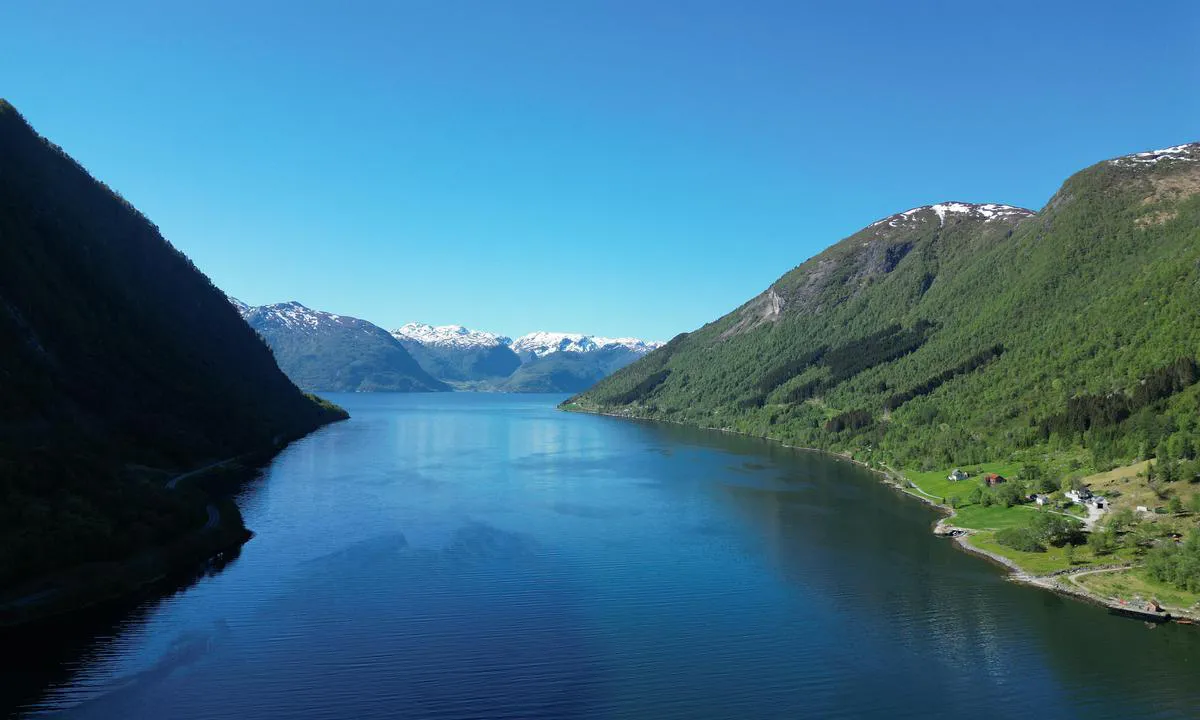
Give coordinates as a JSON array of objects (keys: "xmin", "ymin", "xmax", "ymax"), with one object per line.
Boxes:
[
  {"xmin": 235, "ymin": 300, "xmax": 358, "ymax": 334},
  {"xmin": 228, "ymin": 297, "xmax": 252, "ymax": 314},
  {"xmin": 869, "ymin": 202, "xmax": 1034, "ymax": 229},
  {"xmin": 232, "ymin": 299, "xmax": 665, "ymax": 361},
  {"xmin": 392, "ymin": 322, "xmax": 511, "ymax": 349},
  {"xmin": 1109, "ymin": 143, "xmax": 1199, "ymax": 167},
  {"xmin": 510, "ymin": 331, "xmax": 665, "ymax": 358},
  {"xmin": 392, "ymin": 322, "xmax": 664, "ymax": 359}
]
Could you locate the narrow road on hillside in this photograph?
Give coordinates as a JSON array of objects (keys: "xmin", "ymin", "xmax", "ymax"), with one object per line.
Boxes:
[
  {"xmin": 203, "ymin": 503, "xmax": 220, "ymax": 530},
  {"xmin": 166, "ymin": 458, "xmax": 235, "ymax": 490}
]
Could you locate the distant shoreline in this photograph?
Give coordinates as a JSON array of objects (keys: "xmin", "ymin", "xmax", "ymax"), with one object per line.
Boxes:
[{"xmin": 564, "ymin": 403, "xmax": 1199, "ymax": 624}]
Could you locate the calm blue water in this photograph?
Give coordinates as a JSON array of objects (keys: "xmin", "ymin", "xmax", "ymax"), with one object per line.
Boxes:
[{"xmin": 8, "ymin": 393, "xmax": 1200, "ymax": 719}]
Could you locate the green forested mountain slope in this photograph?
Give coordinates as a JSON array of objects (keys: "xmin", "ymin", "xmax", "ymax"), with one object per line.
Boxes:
[
  {"xmin": 571, "ymin": 144, "xmax": 1200, "ymax": 471},
  {"xmin": 0, "ymin": 100, "xmax": 346, "ymax": 587},
  {"xmin": 499, "ymin": 347, "xmax": 645, "ymax": 393},
  {"xmin": 238, "ymin": 301, "xmax": 450, "ymax": 393}
]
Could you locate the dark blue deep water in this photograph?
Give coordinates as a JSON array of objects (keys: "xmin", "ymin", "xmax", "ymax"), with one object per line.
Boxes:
[{"xmin": 8, "ymin": 394, "xmax": 1200, "ymax": 718}]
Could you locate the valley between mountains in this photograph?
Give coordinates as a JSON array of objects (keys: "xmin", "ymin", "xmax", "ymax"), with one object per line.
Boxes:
[
  {"xmin": 3, "ymin": 87, "xmax": 1199, "ymax": 631},
  {"xmin": 235, "ymin": 300, "xmax": 663, "ymax": 394}
]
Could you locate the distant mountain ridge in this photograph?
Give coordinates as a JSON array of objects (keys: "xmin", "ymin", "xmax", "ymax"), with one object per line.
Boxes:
[
  {"xmin": 393, "ymin": 322, "xmax": 512, "ymax": 350},
  {"xmin": 236, "ymin": 301, "xmax": 449, "ymax": 393},
  {"xmin": 508, "ymin": 331, "xmax": 664, "ymax": 361},
  {"xmin": 234, "ymin": 305, "xmax": 661, "ymax": 393},
  {"xmin": 391, "ymin": 323, "xmax": 520, "ymax": 384},
  {"xmin": 392, "ymin": 323, "xmax": 664, "ymax": 391}
]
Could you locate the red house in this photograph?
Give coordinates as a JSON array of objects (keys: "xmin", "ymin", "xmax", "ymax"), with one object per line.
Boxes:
[{"xmin": 984, "ymin": 473, "xmax": 1006, "ymax": 487}]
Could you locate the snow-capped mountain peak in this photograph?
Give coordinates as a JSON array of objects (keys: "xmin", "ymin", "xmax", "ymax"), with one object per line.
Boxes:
[
  {"xmin": 869, "ymin": 202, "xmax": 1034, "ymax": 229},
  {"xmin": 233, "ymin": 300, "xmax": 358, "ymax": 334},
  {"xmin": 509, "ymin": 331, "xmax": 664, "ymax": 359},
  {"xmin": 1108, "ymin": 142, "xmax": 1199, "ymax": 167},
  {"xmin": 391, "ymin": 322, "xmax": 511, "ymax": 349}
]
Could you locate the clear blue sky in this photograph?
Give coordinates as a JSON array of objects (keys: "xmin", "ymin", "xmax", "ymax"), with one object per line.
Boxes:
[{"xmin": 2, "ymin": 1, "xmax": 1196, "ymax": 340}]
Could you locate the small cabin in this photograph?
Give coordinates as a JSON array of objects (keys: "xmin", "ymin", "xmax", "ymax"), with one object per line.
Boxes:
[
  {"xmin": 984, "ymin": 473, "xmax": 1006, "ymax": 487},
  {"xmin": 948, "ymin": 469, "xmax": 968, "ymax": 482},
  {"xmin": 1032, "ymin": 494, "xmax": 1049, "ymax": 506}
]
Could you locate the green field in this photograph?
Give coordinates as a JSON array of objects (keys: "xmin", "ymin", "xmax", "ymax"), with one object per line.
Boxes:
[
  {"xmin": 903, "ymin": 463, "xmax": 1041, "ymax": 533},
  {"xmin": 1075, "ymin": 568, "xmax": 1200, "ymax": 614}
]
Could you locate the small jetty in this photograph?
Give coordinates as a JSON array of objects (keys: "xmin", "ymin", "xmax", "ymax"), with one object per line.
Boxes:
[{"xmin": 1108, "ymin": 600, "xmax": 1172, "ymax": 624}]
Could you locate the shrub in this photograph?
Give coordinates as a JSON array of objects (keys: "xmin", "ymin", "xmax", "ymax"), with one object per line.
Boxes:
[
  {"xmin": 1029, "ymin": 512, "xmax": 1084, "ymax": 547},
  {"xmin": 1088, "ymin": 529, "xmax": 1116, "ymax": 555},
  {"xmin": 997, "ymin": 526, "xmax": 1045, "ymax": 552},
  {"xmin": 1143, "ymin": 531, "xmax": 1200, "ymax": 593}
]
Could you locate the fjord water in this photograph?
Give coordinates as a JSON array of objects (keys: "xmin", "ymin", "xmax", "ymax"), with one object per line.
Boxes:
[{"xmin": 8, "ymin": 395, "xmax": 1199, "ymax": 719}]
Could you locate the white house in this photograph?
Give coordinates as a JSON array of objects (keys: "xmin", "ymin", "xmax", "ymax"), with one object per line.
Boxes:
[
  {"xmin": 948, "ymin": 469, "xmax": 968, "ymax": 482},
  {"xmin": 1033, "ymin": 494, "xmax": 1050, "ymax": 506},
  {"xmin": 1065, "ymin": 488, "xmax": 1094, "ymax": 505}
]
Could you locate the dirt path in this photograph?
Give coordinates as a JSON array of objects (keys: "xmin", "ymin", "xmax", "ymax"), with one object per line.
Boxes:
[{"xmin": 1065, "ymin": 564, "xmax": 1133, "ymax": 592}]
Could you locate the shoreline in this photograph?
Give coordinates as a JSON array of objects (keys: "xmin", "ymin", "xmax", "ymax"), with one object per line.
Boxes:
[
  {"xmin": 567, "ymin": 403, "xmax": 1199, "ymax": 624},
  {"xmin": 0, "ymin": 418, "xmax": 345, "ymax": 629}
]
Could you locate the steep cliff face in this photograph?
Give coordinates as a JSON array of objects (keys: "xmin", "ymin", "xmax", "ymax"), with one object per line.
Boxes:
[{"xmin": 0, "ymin": 100, "xmax": 345, "ymax": 587}]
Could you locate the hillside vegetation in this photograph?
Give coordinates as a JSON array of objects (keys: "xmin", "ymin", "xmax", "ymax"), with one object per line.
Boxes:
[
  {"xmin": 499, "ymin": 347, "xmax": 644, "ymax": 393},
  {"xmin": 0, "ymin": 100, "xmax": 346, "ymax": 589},
  {"xmin": 571, "ymin": 145, "xmax": 1200, "ymax": 475}
]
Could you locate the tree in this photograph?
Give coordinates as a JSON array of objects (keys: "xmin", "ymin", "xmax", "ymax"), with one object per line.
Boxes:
[
  {"xmin": 1029, "ymin": 512, "xmax": 1083, "ymax": 547},
  {"xmin": 1088, "ymin": 529, "xmax": 1116, "ymax": 555},
  {"xmin": 1144, "ymin": 531, "xmax": 1200, "ymax": 593},
  {"xmin": 1018, "ymin": 463, "xmax": 1043, "ymax": 483},
  {"xmin": 1064, "ymin": 543, "xmax": 1077, "ymax": 565},
  {"xmin": 993, "ymin": 482, "xmax": 1024, "ymax": 508},
  {"xmin": 996, "ymin": 526, "xmax": 1044, "ymax": 552},
  {"xmin": 1106, "ymin": 507, "xmax": 1136, "ymax": 533}
]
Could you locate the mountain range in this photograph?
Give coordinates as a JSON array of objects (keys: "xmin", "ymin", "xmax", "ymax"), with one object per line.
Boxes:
[
  {"xmin": 392, "ymin": 323, "xmax": 664, "ymax": 392},
  {"xmin": 570, "ymin": 143, "xmax": 1200, "ymax": 473},
  {"xmin": 232, "ymin": 302, "xmax": 663, "ymax": 394}
]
